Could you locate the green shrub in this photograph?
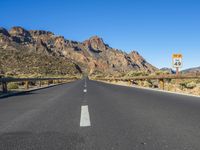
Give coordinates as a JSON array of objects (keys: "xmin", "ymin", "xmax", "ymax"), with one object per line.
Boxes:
[
  {"xmin": 154, "ymin": 70, "xmax": 170, "ymax": 76},
  {"xmin": 180, "ymin": 82, "xmax": 187, "ymax": 88},
  {"xmin": 196, "ymin": 79, "xmax": 200, "ymax": 84},
  {"xmin": 126, "ymin": 71, "xmax": 149, "ymax": 77},
  {"xmin": 186, "ymin": 82, "xmax": 196, "ymax": 89},
  {"xmin": 180, "ymin": 81, "xmax": 196, "ymax": 89},
  {"xmin": 7, "ymin": 82, "xmax": 19, "ymax": 89},
  {"xmin": 143, "ymin": 80, "xmax": 152, "ymax": 87}
]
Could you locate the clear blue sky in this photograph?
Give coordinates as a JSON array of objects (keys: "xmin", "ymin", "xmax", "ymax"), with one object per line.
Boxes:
[{"xmin": 1, "ymin": 0, "xmax": 200, "ymax": 70}]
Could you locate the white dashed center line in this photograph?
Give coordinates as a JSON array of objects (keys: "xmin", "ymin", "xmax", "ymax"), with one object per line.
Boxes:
[
  {"xmin": 83, "ymin": 89, "xmax": 87, "ymax": 93},
  {"xmin": 80, "ymin": 105, "xmax": 91, "ymax": 127},
  {"xmin": 84, "ymin": 79, "xmax": 87, "ymax": 86}
]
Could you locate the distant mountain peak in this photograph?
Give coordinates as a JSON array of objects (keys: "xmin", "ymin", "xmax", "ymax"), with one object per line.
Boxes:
[
  {"xmin": 0, "ymin": 27, "xmax": 10, "ymax": 36},
  {"xmin": 160, "ymin": 67, "xmax": 176, "ymax": 74},
  {"xmin": 7, "ymin": 26, "xmax": 32, "ymax": 44},
  {"xmin": 88, "ymin": 35, "xmax": 105, "ymax": 43},
  {"xmin": 83, "ymin": 35, "xmax": 107, "ymax": 52},
  {"xmin": 182, "ymin": 66, "xmax": 200, "ymax": 73},
  {"xmin": 129, "ymin": 50, "xmax": 139, "ymax": 55},
  {"xmin": 9, "ymin": 26, "xmax": 30, "ymax": 36},
  {"xmin": 10, "ymin": 26, "xmax": 25, "ymax": 31}
]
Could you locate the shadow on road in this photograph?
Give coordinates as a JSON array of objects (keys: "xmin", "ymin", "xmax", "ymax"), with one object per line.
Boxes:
[
  {"xmin": 0, "ymin": 131, "xmax": 85, "ymax": 150},
  {"xmin": 0, "ymin": 91, "xmax": 37, "ymax": 99}
]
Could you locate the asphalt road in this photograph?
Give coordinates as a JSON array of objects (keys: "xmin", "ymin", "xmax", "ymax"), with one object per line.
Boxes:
[{"xmin": 0, "ymin": 78, "xmax": 200, "ymax": 150}]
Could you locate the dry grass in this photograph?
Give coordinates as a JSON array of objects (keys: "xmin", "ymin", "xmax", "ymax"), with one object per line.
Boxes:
[{"xmin": 98, "ymin": 79, "xmax": 200, "ymax": 96}]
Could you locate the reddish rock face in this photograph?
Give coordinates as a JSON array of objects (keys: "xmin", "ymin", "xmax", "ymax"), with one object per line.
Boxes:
[
  {"xmin": 0, "ymin": 26, "xmax": 157, "ymax": 75},
  {"xmin": 9, "ymin": 26, "xmax": 31, "ymax": 37},
  {"xmin": 128, "ymin": 51, "xmax": 157, "ymax": 72},
  {"xmin": 83, "ymin": 36, "xmax": 107, "ymax": 52}
]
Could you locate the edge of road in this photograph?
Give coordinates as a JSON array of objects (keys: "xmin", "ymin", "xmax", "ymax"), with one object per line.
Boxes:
[
  {"xmin": 0, "ymin": 81, "xmax": 76, "ymax": 99},
  {"xmin": 94, "ymin": 80, "xmax": 200, "ymax": 98}
]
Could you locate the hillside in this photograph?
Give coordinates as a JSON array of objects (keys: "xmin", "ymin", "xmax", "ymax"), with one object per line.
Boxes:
[
  {"xmin": 0, "ymin": 26, "xmax": 157, "ymax": 77},
  {"xmin": 160, "ymin": 67, "xmax": 176, "ymax": 74},
  {"xmin": 182, "ymin": 67, "xmax": 200, "ymax": 74}
]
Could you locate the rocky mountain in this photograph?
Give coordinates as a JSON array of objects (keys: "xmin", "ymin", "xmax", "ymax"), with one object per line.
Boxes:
[
  {"xmin": 0, "ymin": 26, "xmax": 157, "ymax": 77},
  {"xmin": 182, "ymin": 67, "xmax": 200, "ymax": 74},
  {"xmin": 160, "ymin": 68, "xmax": 176, "ymax": 74}
]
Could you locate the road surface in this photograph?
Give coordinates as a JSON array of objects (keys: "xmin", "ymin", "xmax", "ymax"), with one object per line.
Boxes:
[{"xmin": 0, "ymin": 79, "xmax": 200, "ymax": 150}]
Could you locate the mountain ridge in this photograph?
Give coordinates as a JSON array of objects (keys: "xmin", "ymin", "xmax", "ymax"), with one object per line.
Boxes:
[
  {"xmin": 0, "ymin": 26, "xmax": 157, "ymax": 77},
  {"xmin": 182, "ymin": 66, "xmax": 200, "ymax": 73}
]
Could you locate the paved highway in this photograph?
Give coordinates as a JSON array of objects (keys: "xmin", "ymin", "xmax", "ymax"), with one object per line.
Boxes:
[{"xmin": 0, "ymin": 78, "xmax": 200, "ymax": 150}]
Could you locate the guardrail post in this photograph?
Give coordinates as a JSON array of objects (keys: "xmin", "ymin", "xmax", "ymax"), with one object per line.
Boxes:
[
  {"xmin": 139, "ymin": 79, "xmax": 143, "ymax": 86},
  {"xmin": 128, "ymin": 80, "xmax": 132, "ymax": 86},
  {"xmin": 63, "ymin": 79, "xmax": 66, "ymax": 83},
  {"xmin": 132, "ymin": 80, "xmax": 137, "ymax": 85},
  {"xmin": 47, "ymin": 80, "xmax": 50, "ymax": 86},
  {"xmin": 53, "ymin": 80, "xmax": 56, "ymax": 84},
  {"xmin": 25, "ymin": 81, "xmax": 29, "ymax": 90},
  {"xmin": 159, "ymin": 79, "xmax": 164, "ymax": 90},
  {"xmin": 39, "ymin": 81, "xmax": 42, "ymax": 87},
  {"xmin": 2, "ymin": 81, "xmax": 8, "ymax": 93}
]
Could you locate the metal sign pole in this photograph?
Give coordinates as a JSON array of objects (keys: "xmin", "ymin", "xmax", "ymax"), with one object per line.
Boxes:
[
  {"xmin": 173, "ymin": 54, "xmax": 182, "ymax": 92},
  {"xmin": 176, "ymin": 67, "xmax": 179, "ymax": 76}
]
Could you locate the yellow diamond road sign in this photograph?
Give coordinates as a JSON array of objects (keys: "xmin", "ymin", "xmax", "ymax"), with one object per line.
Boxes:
[{"xmin": 172, "ymin": 54, "xmax": 183, "ymax": 68}]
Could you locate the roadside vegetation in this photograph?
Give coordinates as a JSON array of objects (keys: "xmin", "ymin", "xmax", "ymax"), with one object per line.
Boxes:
[
  {"xmin": 91, "ymin": 70, "xmax": 200, "ymax": 96},
  {"xmin": 0, "ymin": 48, "xmax": 82, "ymax": 78},
  {"xmin": 7, "ymin": 82, "xmax": 19, "ymax": 90}
]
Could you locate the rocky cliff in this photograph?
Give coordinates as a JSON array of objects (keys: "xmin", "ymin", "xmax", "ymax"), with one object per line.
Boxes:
[{"xmin": 0, "ymin": 26, "xmax": 157, "ymax": 76}]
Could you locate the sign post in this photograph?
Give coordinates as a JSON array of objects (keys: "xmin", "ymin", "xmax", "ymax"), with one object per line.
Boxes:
[{"xmin": 172, "ymin": 54, "xmax": 183, "ymax": 76}]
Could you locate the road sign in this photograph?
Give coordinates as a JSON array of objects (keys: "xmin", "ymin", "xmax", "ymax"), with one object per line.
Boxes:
[{"xmin": 172, "ymin": 54, "xmax": 183, "ymax": 68}]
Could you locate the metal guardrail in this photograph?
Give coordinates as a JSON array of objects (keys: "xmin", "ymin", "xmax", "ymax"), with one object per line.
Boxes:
[
  {"xmin": 0, "ymin": 77, "xmax": 79, "ymax": 93},
  {"xmin": 97, "ymin": 75, "xmax": 200, "ymax": 81},
  {"xmin": 95, "ymin": 74, "xmax": 200, "ymax": 90}
]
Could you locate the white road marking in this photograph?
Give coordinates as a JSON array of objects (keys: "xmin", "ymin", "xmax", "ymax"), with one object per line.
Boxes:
[
  {"xmin": 84, "ymin": 80, "xmax": 87, "ymax": 87},
  {"xmin": 83, "ymin": 89, "xmax": 87, "ymax": 93},
  {"xmin": 80, "ymin": 105, "xmax": 91, "ymax": 127}
]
